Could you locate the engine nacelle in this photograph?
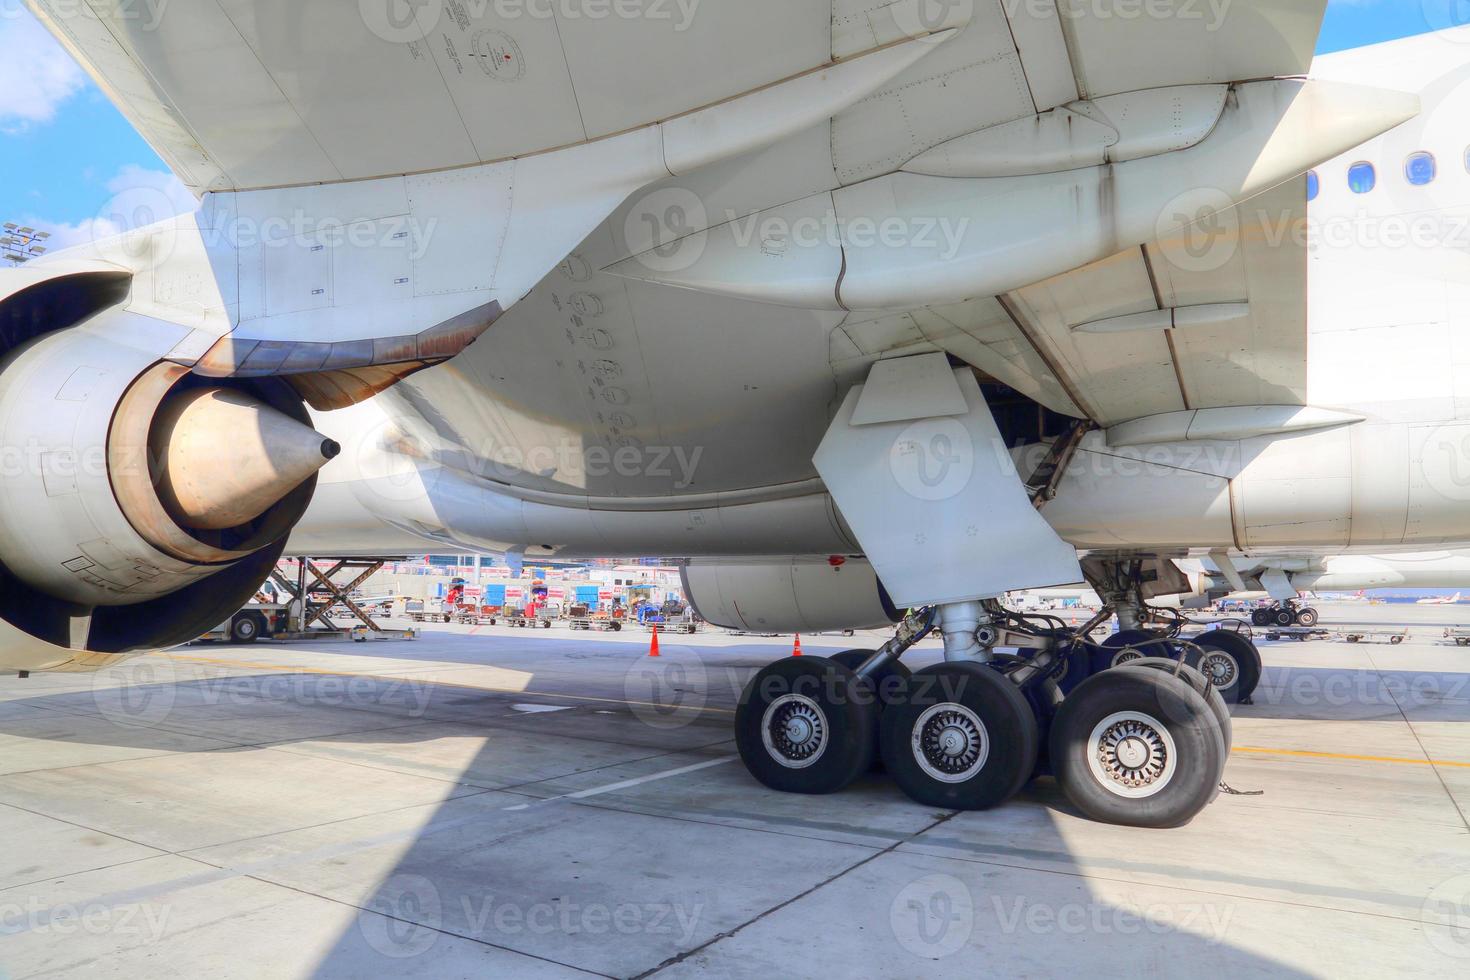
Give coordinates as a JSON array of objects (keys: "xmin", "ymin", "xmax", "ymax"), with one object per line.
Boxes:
[
  {"xmin": 681, "ymin": 558, "xmax": 898, "ymax": 634},
  {"xmin": 0, "ymin": 307, "xmax": 336, "ymax": 671}
]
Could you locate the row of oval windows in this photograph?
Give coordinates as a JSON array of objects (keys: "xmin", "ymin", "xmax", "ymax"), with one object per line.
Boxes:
[{"xmin": 1307, "ymin": 152, "xmax": 1443, "ymax": 200}]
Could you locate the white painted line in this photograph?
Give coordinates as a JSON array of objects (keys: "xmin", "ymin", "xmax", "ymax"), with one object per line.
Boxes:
[{"xmin": 503, "ymin": 755, "xmax": 739, "ymax": 811}]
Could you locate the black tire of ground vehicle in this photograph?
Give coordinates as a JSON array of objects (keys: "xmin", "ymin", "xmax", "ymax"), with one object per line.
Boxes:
[
  {"xmin": 1251, "ymin": 609, "xmax": 1272, "ymax": 627},
  {"xmin": 830, "ymin": 649, "xmax": 914, "ymax": 773},
  {"xmin": 611, "ymin": 622, "xmax": 622, "ymax": 632},
  {"xmin": 1295, "ymin": 607, "xmax": 1320, "ymax": 628},
  {"xmin": 736, "ymin": 657, "xmax": 879, "ymax": 795},
  {"xmin": 880, "ymin": 662, "xmax": 1038, "ymax": 811},
  {"xmin": 1050, "ymin": 668, "xmax": 1225, "ymax": 828},
  {"xmin": 1189, "ymin": 631, "xmax": 1262, "ymax": 704},
  {"xmin": 230, "ymin": 612, "xmax": 264, "ymax": 644}
]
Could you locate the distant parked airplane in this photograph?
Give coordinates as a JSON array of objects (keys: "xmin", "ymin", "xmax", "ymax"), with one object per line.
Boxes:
[{"xmin": 1418, "ymin": 593, "xmax": 1463, "ymax": 606}]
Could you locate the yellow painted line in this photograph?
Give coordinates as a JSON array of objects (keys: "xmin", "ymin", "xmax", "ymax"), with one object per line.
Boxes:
[
  {"xmin": 157, "ymin": 652, "xmax": 737, "ymax": 715},
  {"xmin": 1234, "ymin": 745, "xmax": 1470, "ymax": 769}
]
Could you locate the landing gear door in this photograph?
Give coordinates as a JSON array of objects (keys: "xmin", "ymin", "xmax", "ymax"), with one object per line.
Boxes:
[{"xmin": 814, "ymin": 356, "xmax": 1083, "ymax": 607}]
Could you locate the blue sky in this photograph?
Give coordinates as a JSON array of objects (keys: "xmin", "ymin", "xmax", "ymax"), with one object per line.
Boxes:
[{"xmin": 0, "ymin": 0, "xmax": 1454, "ymax": 249}]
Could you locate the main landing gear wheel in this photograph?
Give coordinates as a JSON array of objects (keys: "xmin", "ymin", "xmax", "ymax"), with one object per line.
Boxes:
[
  {"xmin": 736, "ymin": 656, "xmax": 878, "ymax": 795},
  {"xmin": 880, "ymin": 662, "xmax": 1038, "ymax": 811},
  {"xmin": 829, "ymin": 650, "xmax": 911, "ymax": 707},
  {"xmin": 1274, "ymin": 608, "xmax": 1296, "ymax": 628},
  {"xmin": 1295, "ymin": 607, "xmax": 1320, "ymax": 627},
  {"xmin": 1102, "ymin": 630, "xmax": 1168, "ymax": 667},
  {"xmin": 1251, "ymin": 609, "xmax": 1272, "ymax": 627},
  {"xmin": 830, "ymin": 650, "xmax": 912, "ymax": 773},
  {"xmin": 1191, "ymin": 631, "xmax": 1262, "ymax": 704},
  {"xmin": 1050, "ymin": 668, "xmax": 1225, "ymax": 829},
  {"xmin": 1117, "ymin": 658, "xmax": 1232, "ymax": 754}
]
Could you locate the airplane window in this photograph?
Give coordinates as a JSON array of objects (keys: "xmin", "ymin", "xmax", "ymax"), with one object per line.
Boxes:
[
  {"xmin": 1406, "ymin": 152, "xmax": 1437, "ymax": 186},
  {"xmin": 1348, "ymin": 161, "xmax": 1376, "ymax": 194},
  {"xmin": 1306, "ymin": 170, "xmax": 1319, "ymax": 201}
]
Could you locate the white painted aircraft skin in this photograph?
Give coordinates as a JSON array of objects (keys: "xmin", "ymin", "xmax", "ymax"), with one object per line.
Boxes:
[
  {"xmin": 292, "ymin": 26, "xmax": 1466, "ymax": 566},
  {"xmin": 1181, "ymin": 552, "xmax": 1470, "ymax": 601},
  {"xmin": 19, "ymin": 4, "xmax": 1470, "ymax": 669}
]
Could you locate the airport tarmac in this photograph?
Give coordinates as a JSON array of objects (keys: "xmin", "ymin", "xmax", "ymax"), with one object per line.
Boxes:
[{"xmin": 2, "ymin": 604, "xmax": 1469, "ymax": 977}]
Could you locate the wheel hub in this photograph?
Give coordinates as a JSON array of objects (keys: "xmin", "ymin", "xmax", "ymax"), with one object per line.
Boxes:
[
  {"xmin": 1087, "ymin": 711, "xmax": 1177, "ymax": 799},
  {"xmin": 761, "ymin": 695, "xmax": 828, "ymax": 769},
  {"xmin": 1199, "ymin": 652, "xmax": 1238, "ymax": 688},
  {"xmin": 912, "ymin": 704, "xmax": 989, "ymax": 784}
]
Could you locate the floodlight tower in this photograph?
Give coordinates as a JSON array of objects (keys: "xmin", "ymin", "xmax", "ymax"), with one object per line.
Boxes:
[{"xmin": 0, "ymin": 224, "xmax": 51, "ymax": 266}]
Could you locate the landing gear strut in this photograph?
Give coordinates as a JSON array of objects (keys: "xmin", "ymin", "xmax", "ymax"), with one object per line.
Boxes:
[{"xmin": 1090, "ymin": 559, "xmax": 1264, "ymax": 704}]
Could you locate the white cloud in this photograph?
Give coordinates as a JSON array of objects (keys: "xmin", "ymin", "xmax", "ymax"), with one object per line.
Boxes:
[
  {"xmin": 0, "ymin": 9, "xmax": 85, "ymax": 133},
  {"xmin": 20, "ymin": 165, "xmax": 196, "ymax": 253}
]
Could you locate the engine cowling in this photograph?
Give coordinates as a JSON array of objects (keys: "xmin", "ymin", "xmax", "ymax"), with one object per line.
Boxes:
[
  {"xmin": 0, "ymin": 304, "xmax": 337, "ymax": 672},
  {"xmin": 681, "ymin": 558, "xmax": 898, "ymax": 634}
]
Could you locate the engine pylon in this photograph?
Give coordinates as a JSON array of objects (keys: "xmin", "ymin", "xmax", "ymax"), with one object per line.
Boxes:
[{"xmin": 149, "ymin": 388, "xmax": 341, "ymax": 531}]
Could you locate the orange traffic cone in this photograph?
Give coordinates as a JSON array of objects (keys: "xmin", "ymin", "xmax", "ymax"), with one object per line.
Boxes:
[
  {"xmin": 648, "ymin": 624, "xmax": 660, "ymax": 657},
  {"xmin": 792, "ymin": 633, "xmax": 802, "ymax": 657}
]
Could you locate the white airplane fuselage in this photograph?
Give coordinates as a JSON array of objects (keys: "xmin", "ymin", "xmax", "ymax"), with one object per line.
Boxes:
[{"xmin": 290, "ymin": 30, "xmax": 1470, "ymax": 572}]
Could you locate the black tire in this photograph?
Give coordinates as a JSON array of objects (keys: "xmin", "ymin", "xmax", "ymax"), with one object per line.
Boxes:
[
  {"xmin": 230, "ymin": 612, "xmax": 263, "ymax": 644},
  {"xmin": 735, "ymin": 657, "xmax": 879, "ymax": 795},
  {"xmin": 1118, "ymin": 658, "xmax": 1231, "ymax": 753},
  {"xmin": 611, "ymin": 622, "xmax": 622, "ymax": 632},
  {"xmin": 1102, "ymin": 629, "xmax": 1173, "ymax": 668},
  {"xmin": 1189, "ymin": 631, "xmax": 1262, "ymax": 704},
  {"xmin": 1050, "ymin": 668, "xmax": 1225, "ymax": 828},
  {"xmin": 881, "ymin": 662, "xmax": 1038, "ymax": 811},
  {"xmin": 1274, "ymin": 608, "xmax": 1296, "ymax": 628},
  {"xmin": 1296, "ymin": 607, "xmax": 1320, "ymax": 628},
  {"xmin": 1251, "ymin": 609, "xmax": 1272, "ymax": 627},
  {"xmin": 830, "ymin": 650, "xmax": 913, "ymax": 773},
  {"xmin": 828, "ymin": 650, "xmax": 911, "ymax": 708}
]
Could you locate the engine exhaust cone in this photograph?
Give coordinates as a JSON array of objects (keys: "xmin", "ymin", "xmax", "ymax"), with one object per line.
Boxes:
[{"xmin": 149, "ymin": 387, "xmax": 338, "ymax": 532}]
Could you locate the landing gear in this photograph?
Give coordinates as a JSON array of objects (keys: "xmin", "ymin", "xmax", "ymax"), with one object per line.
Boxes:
[
  {"xmin": 1190, "ymin": 630, "xmax": 1261, "ymax": 704},
  {"xmin": 732, "ymin": 589, "xmax": 1235, "ymax": 829},
  {"xmin": 830, "ymin": 649, "xmax": 911, "ymax": 771},
  {"xmin": 735, "ymin": 656, "xmax": 879, "ymax": 795},
  {"xmin": 1050, "ymin": 668, "xmax": 1225, "ymax": 828},
  {"xmin": 880, "ymin": 662, "xmax": 1038, "ymax": 810},
  {"xmin": 1117, "ymin": 658, "xmax": 1232, "ymax": 751},
  {"xmin": 1254, "ymin": 600, "xmax": 1318, "ymax": 629},
  {"xmin": 829, "ymin": 650, "xmax": 910, "ymax": 708}
]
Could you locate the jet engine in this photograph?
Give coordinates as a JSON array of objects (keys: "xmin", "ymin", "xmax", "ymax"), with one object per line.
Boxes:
[
  {"xmin": 0, "ymin": 274, "xmax": 338, "ymax": 672},
  {"xmin": 681, "ymin": 558, "xmax": 899, "ymax": 634}
]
